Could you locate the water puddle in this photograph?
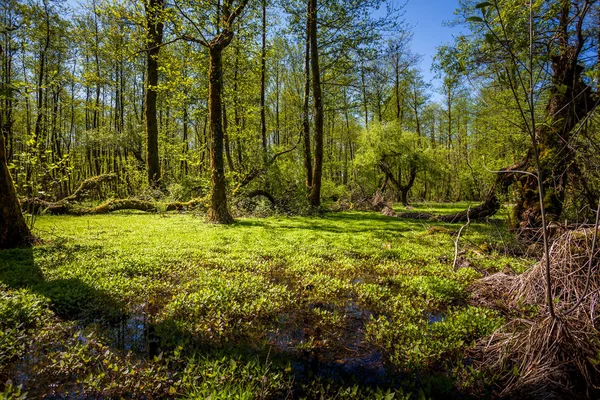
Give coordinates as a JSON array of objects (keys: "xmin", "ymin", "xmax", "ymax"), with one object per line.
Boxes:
[
  {"xmin": 107, "ymin": 303, "xmax": 160, "ymax": 357},
  {"xmin": 426, "ymin": 312, "xmax": 446, "ymax": 324},
  {"xmin": 267, "ymin": 300, "xmax": 391, "ymax": 386}
]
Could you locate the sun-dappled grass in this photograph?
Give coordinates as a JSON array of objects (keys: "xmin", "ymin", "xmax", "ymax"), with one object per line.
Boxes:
[{"xmin": 0, "ymin": 208, "xmax": 533, "ymax": 398}]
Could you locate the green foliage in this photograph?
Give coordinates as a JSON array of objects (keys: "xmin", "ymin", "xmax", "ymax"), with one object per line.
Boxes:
[
  {"xmin": 0, "ymin": 287, "xmax": 51, "ymax": 369},
  {"xmin": 366, "ymin": 306, "xmax": 502, "ymax": 370},
  {"xmin": 183, "ymin": 354, "xmax": 288, "ymax": 399},
  {"xmin": 0, "ymin": 209, "xmax": 531, "ymax": 396}
]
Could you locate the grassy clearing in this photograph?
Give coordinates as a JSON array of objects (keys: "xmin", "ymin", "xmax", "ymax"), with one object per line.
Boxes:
[{"xmin": 0, "ymin": 204, "xmax": 532, "ymax": 398}]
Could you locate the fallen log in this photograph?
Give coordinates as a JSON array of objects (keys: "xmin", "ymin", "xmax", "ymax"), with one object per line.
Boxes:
[
  {"xmin": 396, "ymin": 211, "xmax": 434, "ymax": 219},
  {"xmin": 165, "ymin": 197, "xmax": 206, "ymax": 211},
  {"xmin": 22, "ymin": 198, "xmax": 157, "ymax": 215},
  {"xmin": 21, "ymin": 198, "xmax": 71, "ymax": 215},
  {"xmin": 82, "ymin": 199, "xmax": 156, "ymax": 214},
  {"xmin": 383, "ymin": 200, "xmax": 498, "ymax": 223}
]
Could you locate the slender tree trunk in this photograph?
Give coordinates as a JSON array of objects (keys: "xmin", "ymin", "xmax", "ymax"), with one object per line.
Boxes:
[
  {"xmin": 233, "ymin": 46, "xmax": 243, "ymax": 169},
  {"xmin": 275, "ymin": 58, "xmax": 280, "ymax": 146},
  {"xmin": 182, "ymin": 104, "xmax": 189, "ymax": 176},
  {"xmin": 144, "ymin": 0, "xmax": 164, "ymax": 187},
  {"xmin": 360, "ymin": 63, "xmax": 368, "ymax": 129},
  {"xmin": 308, "ymin": 0, "xmax": 323, "ymax": 207},
  {"xmin": 302, "ymin": 4, "xmax": 313, "ymax": 190},
  {"xmin": 223, "ymin": 101, "xmax": 235, "ymax": 172},
  {"xmin": 395, "ymin": 56, "xmax": 400, "ymax": 122},
  {"xmin": 260, "ymin": 0, "xmax": 267, "ymax": 156}
]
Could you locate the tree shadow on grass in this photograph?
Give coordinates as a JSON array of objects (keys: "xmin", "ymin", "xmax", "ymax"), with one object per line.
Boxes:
[
  {"xmin": 0, "ymin": 245, "xmax": 125, "ymax": 323},
  {"xmin": 234, "ymin": 212, "xmax": 420, "ymax": 234}
]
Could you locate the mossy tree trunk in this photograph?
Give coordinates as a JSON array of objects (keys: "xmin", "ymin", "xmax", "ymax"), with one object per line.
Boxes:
[
  {"xmin": 207, "ymin": 42, "xmax": 234, "ymax": 224},
  {"xmin": 514, "ymin": 5, "xmax": 595, "ymax": 231},
  {"xmin": 180, "ymin": 0, "xmax": 249, "ymax": 224}
]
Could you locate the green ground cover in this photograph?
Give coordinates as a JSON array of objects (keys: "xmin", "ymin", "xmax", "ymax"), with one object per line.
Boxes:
[{"xmin": 0, "ymin": 204, "xmax": 532, "ymax": 399}]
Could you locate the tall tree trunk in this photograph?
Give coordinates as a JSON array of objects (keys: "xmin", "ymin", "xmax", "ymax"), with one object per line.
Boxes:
[
  {"xmin": 223, "ymin": 101, "xmax": 235, "ymax": 172},
  {"xmin": 360, "ymin": 63, "xmax": 369, "ymax": 129},
  {"xmin": 394, "ymin": 55, "xmax": 400, "ymax": 123},
  {"xmin": 181, "ymin": 104, "xmax": 189, "ymax": 176},
  {"xmin": 260, "ymin": 0, "xmax": 267, "ymax": 156},
  {"xmin": 275, "ymin": 57, "xmax": 280, "ymax": 146},
  {"xmin": 144, "ymin": 0, "xmax": 164, "ymax": 187},
  {"xmin": 207, "ymin": 46, "xmax": 233, "ymax": 223},
  {"xmin": 308, "ymin": 0, "xmax": 323, "ymax": 207},
  {"xmin": 233, "ymin": 46, "xmax": 243, "ymax": 169},
  {"xmin": 302, "ymin": 4, "xmax": 313, "ymax": 190}
]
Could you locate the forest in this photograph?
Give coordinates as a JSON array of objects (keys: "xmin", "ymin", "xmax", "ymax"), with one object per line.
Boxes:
[{"xmin": 1, "ymin": 0, "xmax": 600, "ymax": 398}]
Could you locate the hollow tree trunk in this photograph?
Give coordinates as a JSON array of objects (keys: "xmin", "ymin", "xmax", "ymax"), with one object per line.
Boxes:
[
  {"xmin": 144, "ymin": 0, "xmax": 163, "ymax": 187},
  {"xmin": 207, "ymin": 46, "xmax": 233, "ymax": 223}
]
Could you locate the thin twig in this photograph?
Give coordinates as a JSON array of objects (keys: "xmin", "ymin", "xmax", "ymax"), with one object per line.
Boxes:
[{"xmin": 453, "ymin": 206, "xmax": 471, "ymax": 270}]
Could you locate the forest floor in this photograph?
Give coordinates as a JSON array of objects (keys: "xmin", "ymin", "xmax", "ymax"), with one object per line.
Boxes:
[{"xmin": 0, "ymin": 203, "xmax": 534, "ymax": 399}]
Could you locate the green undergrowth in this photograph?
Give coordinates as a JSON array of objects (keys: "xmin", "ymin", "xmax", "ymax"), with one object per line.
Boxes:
[{"xmin": 0, "ymin": 205, "xmax": 532, "ymax": 398}]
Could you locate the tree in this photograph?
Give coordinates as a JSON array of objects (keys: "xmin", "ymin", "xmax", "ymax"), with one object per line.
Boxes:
[
  {"xmin": 356, "ymin": 122, "xmax": 436, "ymax": 205},
  {"xmin": 0, "ymin": 38, "xmax": 32, "ymax": 248},
  {"xmin": 457, "ymin": 0, "xmax": 598, "ymax": 231},
  {"xmin": 144, "ymin": 0, "xmax": 164, "ymax": 187},
  {"xmin": 307, "ymin": 0, "xmax": 323, "ymax": 207},
  {"xmin": 177, "ymin": 0, "xmax": 251, "ymax": 223}
]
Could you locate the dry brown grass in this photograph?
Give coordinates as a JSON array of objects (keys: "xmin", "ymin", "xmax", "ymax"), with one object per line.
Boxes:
[{"xmin": 470, "ymin": 228, "xmax": 600, "ymax": 399}]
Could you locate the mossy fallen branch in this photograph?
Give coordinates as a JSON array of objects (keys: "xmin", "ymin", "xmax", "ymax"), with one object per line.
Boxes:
[
  {"xmin": 22, "ymin": 197, "xmax": 210, "ymax": 215},
  {"xmin": 82, "ymin": 199, "xmax": 156, "ymax": 214},
  {"xmin": 165, "ymin": 197, "xmax": 206, "ymax": 211},
  {"xmin": 22, "ymin": 198, "xmax": 157, "ymax": 215},
  {"xmin": 62, "ymin": 174, "xmax": 118, "ymax": 202}
]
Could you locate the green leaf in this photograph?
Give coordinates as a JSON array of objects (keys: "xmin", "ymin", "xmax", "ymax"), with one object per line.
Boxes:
[
  {"xmin": 475, "ymin": 1, "xmax": 493, "ymax": 9},
  {"xmin": 556, "ymin": 84, "xmax": 568, "ymax": 95},
  {"xmin": 466, "ymin": 16, "xmax": 484, "ymax": 23}
]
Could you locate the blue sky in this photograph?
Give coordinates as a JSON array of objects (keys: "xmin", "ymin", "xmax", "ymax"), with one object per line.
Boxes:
[{"xmin": 402, "ymin": 0, "xmax": 464, "ymax": 97}]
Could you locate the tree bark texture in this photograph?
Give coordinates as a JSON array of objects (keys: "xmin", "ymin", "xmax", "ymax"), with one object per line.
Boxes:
[
  {"xmin": 144, "ymin": 0, "xmax": 164, "ymax": 187},
  {"xmin": 308, "ymin": 0, "xmax": 323, "ymax": 207},
  {"xmin": 302, "ymin": 1, "xmax": 313, "ymax": 190},
  {"xmin": 207, "ymin": 45, "xmax": 234, "ymax": 223}
]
